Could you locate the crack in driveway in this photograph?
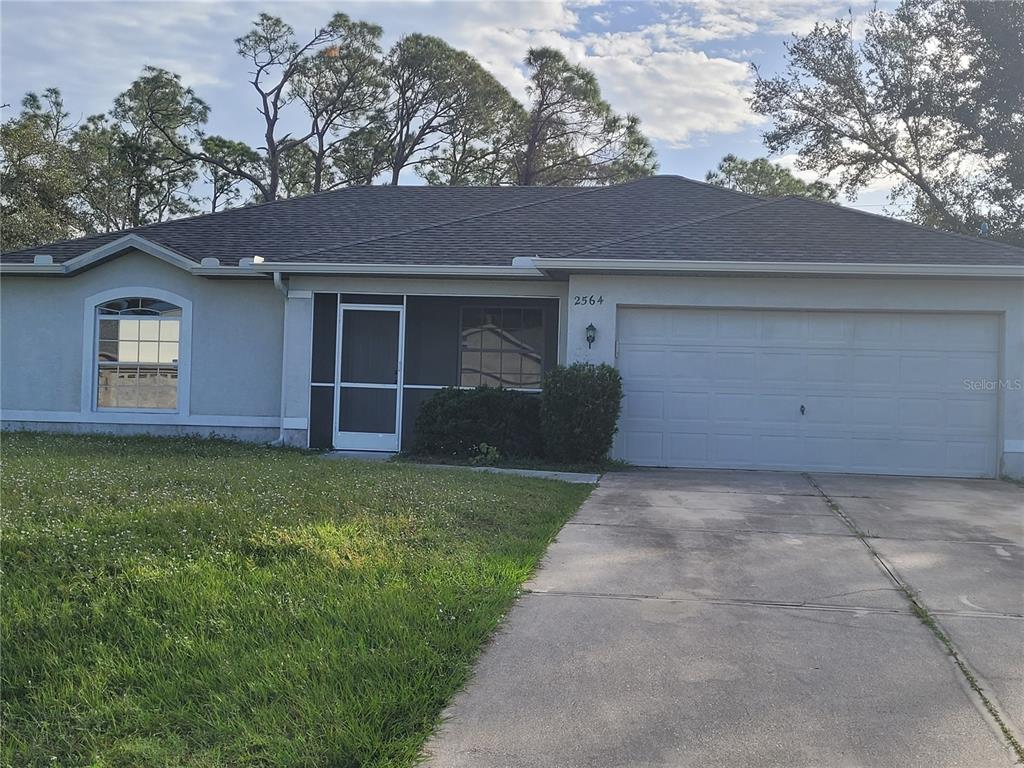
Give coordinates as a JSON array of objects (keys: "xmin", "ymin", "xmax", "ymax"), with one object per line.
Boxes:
[{"xmin": 804, "ymin": 472, "xmax": 1024, "ymax": 763}]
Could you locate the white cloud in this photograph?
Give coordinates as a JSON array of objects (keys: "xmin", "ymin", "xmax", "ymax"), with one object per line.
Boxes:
[
  {"xmin": 4, "ymin": 0, "xmax": 896, "ymax": 176},
  {"xmin": 586, "ymin": 50, "xmax": 762, "ymax": 146}
]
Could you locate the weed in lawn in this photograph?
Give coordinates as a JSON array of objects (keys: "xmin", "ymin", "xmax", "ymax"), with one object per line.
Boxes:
[{"xmin": 0, "ymin": 432, "xmax": 591, "ymax": 767}]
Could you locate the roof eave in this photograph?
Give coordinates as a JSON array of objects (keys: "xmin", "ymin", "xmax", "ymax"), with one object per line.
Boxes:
[
  {"xmin": 530, "ymin": 258, "xmax": 1024, "ymax": 279},
  {"xmin": 252, "ymin": 262, "xmax": 547, "ymax": 278}
]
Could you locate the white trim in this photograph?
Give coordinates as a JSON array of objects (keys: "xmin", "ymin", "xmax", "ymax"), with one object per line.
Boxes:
[
  {"xmin": 282, "ymin": 417, "xmax": 308, "ymax": 430},
  {"xmin": 333, "ymin": 304, "xmax": 405, "ymax": 451},
  {"xmin": 288, "ymin": 290, "xmax": 314, "ymax": 299},
  {"xmin": 0, "ymin": 235, "xmax": 269, "ymax": 279},
  {"xmin": 531, "ymin": 258, "xmax": 1024, "ymax": 278},
  {"xmin": 80, "ymin": 287, "xmax": 193, "ymax": 417},
  {"xmin": 1005, "ymin": 440, "xmax": 1024, "ymax": 453},
  {"xmin": 258, "ymin": 262, "xmax": 546, "ymax": 278},
  {"xmin": 67, "ymin": 235, "xmax": 196, "ymax": 274},
  {"xmin": 1, "ymin": 410, "xmax": 279, "ymax": 428},
  {"xmin": 339, "ymin": 382, "xmax": 396, "ymax": 390},
  {"xmin": 0, "ymin": 263, "xmax": 65, "ymax": 275}
]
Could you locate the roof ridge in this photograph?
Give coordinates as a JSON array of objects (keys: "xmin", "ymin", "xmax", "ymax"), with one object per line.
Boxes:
[
  {"xmin": 553, "ymin": 197, "xmax": 783, "ymax": 258},
  {"xmin": 782, "ymin": 195, "xmax": 1024, "ymax": 254},
  {"xmin": 654, "ymin": 173, "xmax": 774, "ymax": 204},
  {"xmin": 279, "ymin": 177, "xmax": 662, "ymax": 261}
]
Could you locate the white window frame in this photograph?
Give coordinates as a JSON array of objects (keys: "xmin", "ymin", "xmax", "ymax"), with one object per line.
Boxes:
[{"xmin": 81, "ymin": 287, "xmax": 193, "ymax": 416}]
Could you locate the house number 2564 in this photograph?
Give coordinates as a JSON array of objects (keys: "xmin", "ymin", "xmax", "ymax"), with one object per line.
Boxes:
[{"xmin": 573, "ymin": 295, "xmax": 604, "ymax": 306}]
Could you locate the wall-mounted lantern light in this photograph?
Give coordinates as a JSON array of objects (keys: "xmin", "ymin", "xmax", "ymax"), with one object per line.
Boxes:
[{"xmin": 585, "ymin": 323, "xmax": 597, "ymax": 348}]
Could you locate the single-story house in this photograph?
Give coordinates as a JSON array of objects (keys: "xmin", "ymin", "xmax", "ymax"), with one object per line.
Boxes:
[{"xmin": 2, "ymin": 175, "xmax": 1022, "ymax": 478}]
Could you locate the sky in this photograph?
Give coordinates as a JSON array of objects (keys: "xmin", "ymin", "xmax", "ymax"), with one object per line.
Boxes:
[{"xmin": 1, "ymin": 0, "xmax": 899, "ymax": 212}]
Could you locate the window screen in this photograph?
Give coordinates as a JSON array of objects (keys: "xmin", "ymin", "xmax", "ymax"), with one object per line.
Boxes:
[{"xmin": 459, "ymin": 307, "xmax": 544, "ymax": 388}]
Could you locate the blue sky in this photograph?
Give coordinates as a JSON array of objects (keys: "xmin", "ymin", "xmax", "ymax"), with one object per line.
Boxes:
[{"xmin": 1, "ymin": 0, "xmax": 897, "ymax": 211}]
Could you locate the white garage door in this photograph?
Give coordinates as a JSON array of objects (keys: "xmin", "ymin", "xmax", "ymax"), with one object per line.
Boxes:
[{"xmin": 616, "ymin": 308, "xmax": 999, "ymax": 477}]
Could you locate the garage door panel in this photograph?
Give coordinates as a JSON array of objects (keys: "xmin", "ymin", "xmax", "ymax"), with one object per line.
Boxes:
[
  {"xmin": 665, "ymin": 392, "xmax": 711, "ymax": 420},
  {"xmin": 806, "ymin": 353, "xmax": 851, "ymax": 383},
  {"xmin": 852, "ymin": 354, "xmax": 899, "ymax": 387},
  {"xmin": 623, "ymin": 390, "xmax": 664, "ymax": 420},
  {"xmin": 670, "ymin": 350, "xmax": 713, "ymax": 381},
  {"xmin": 618, "ymin": 348, "xmax": 664, "ymax": 379},
  {"xmin": 945, "ymin": 398, "xmax": 998, "ymax": 430},
  {"xmin": 714, "ymin": 351, "xmax": 757, "ymax": 383},
  {"xmin": 623, "ymin": 431, "xmax": 665, "ymax": 464},
  {"xmin": 802, "ymin": 395, "xmax": 847, "ymax": 424},
  {"xmin": 615, "ymin": 308, "xmax": 999, "ymax": 477},
  {"xmin": 717, "ymin": 313, "xmax": 760, "ymax": 341},
  {"xmin": 759, "ymin": 435, "xmax": 804, "ymax": 466},
  {"xmin": 763, "ymin": 314, "xmax": 806, "ymax": 342},
  {"xmin": 808, "ymin": 315, "xmax": 853, "ymax": 345},
  {"xmin": 853, "ymin": 315, "xmax": 901, "ymax": 346},
  {"xmin": 947, "ymin": 441, "xmax": 994, "ymax": 475},
  {"xmin": 759, "ymin": 351, "xmax": 806, "ymax": 383},
  {"xmin": 899, "ymin": 398, "xmax": 945, "ymax": 428},
  {"xmin": 666, "ymin": 433, "xmax": 709, "ymax": 463},
  {"xmin": 711, "ymin": 434, "xmax": 757, "ymax": 464}
]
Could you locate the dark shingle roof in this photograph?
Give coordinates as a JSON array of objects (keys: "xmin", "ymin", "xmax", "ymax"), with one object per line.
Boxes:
[
  {"xmin": 0, "ymin": 185, "xmax": 579, "ymax": 266},
  {"xmin": 559, "ymin": 195, "xmax": 1024, "ymax": 266},
  {"xmin": 4, "ymin": 176, "xmax": 1021, "ymax": 267}
]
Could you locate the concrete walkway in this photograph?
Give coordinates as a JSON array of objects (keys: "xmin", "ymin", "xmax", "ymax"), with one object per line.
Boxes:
[{"xmin": 423, "ymin": 469, "xmax": 1024, "ymax": 768}]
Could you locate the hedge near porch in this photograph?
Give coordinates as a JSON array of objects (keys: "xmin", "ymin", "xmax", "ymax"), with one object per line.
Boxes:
[
  {"xmin": 411, "ymin": 387, "xmax": 543, "ymax": 459},
  {"xmin": 411, "ymin": 363, "xmax": 623, "ymax": 464}
]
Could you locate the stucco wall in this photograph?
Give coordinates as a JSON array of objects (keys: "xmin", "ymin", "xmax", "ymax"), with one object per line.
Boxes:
[
  {"xmin": 1, "ymin": 250, "xmax": 284, "ymax": 423},
  {"xmin": 564, "ymin": 274, "xmax": 1024, "ymax": 478}
]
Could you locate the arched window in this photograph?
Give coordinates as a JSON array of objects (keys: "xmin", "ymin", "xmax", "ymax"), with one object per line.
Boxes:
[{"xmin": 95, "ymin": 297, "xmax": 182, "ymax": 410}]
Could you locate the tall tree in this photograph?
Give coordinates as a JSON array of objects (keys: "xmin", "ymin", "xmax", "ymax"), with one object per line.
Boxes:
[
  {"xmin": 75, "ymin": 68, "xmax": 203, "ymax": 233},
  {"xmin": 289, "ymin": 18, "xmax": 385, "ymax": 191},
  {"xmin": 199, "ymin": 136, "xmax": 261, "ymax": 212},
  {"xmin": 416, "ymin": 57, "xmax": 527, "ymax": 185},
  {"xmin": 706, "ymin": 154, "xmax": 837, "ymax": 200},
  {"xmin": 147, "ymin": 13, "xmax": 385, "ymax": 202},
  {"xmin": 377, "ymin": 34, "xmax": 515, "ymax": 185},
  {"xmin": 751, "ymin": 0, "xmax": 1024, "ymax": 243},
  {"xmin": 0, "ymin": 90, "xmax": 80, "ymax": 249},
  {"xmin": 515, "ymin": 48, "xmax": 657, "ymax": 186}
]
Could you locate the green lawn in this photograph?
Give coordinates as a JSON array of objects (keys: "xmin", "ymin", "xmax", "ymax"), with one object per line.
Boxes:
[{"xmin": 1, "ymin": 433, "xmax": 591, "ymax": 767}]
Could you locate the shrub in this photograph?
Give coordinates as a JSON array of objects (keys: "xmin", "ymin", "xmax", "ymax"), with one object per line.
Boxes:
[
  {"xmin": 412, "ymin": 387, "xmax": 542, "ymax": 458},
  {"xmin": 540, "ymin": 363, "xmax": 623, "ymax": 463}
]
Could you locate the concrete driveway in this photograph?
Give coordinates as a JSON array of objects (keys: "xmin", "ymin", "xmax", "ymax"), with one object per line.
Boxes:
[{"xmin": 423, "ymin": 470, "xmax": 1024, "ymax": 768}]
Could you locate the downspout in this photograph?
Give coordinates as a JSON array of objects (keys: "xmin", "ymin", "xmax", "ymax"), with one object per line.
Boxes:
[
  {"xmin": 272, "ymin": 271, "xmax": 289, "ymax": 445},
  {"xmin": 273, "ymin": 271, "xmax": 288, "ymax": 297}
]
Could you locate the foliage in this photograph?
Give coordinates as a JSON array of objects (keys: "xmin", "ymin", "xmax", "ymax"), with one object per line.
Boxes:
[
  {"xmin": 469, "ymin": 442, "xmax": 503, "ymax": 466},
  {"xmin": 199, "ymin": 136, "xmax": 262, "ymax": 212},
  {"xmin": 0, "ymin": 432, "xmax": 589, "ymax": 767},
  {"xmin": 540, "ymin": 363, "xmax": 623, "ymax": 463},
  {"xmin": 2, "ymin": 12, "xmax": 659, "ymax": 248},
  {"xmin": 75, "ymin": 67, "xmax": 204, "ymax": 232},
  {"xmin": 412, "ymin": 387, "xmax": 543, "ymax": 459},
  {"xmin": 515, "ymin": 48, "xmax": 658, "ymax": 186},
  {"xmin": 706, "ymin": 154, "xmax": 837, "ymax": 200},
  {"xmin": 0, "ymin": 90, "xmax": 79, "ymax": 250},
  {"xmin": 751, "ymin": 0, "xmax": 1024, "ymax": 244},
  {"xmin": 378, "ymin": 34, "xmax": 509, "ymax": 185}
]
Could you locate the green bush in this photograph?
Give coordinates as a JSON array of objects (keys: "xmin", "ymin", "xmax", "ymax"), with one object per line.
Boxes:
[
  {"xmin": 540, "ymin": 363, "xmax": 623, "ymax": 463},
  {"xmin": 412, "ymin": 387, "xmax": 542, "ymax": 458}
]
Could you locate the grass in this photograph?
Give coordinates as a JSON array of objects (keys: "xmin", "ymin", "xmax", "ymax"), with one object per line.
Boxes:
[{"xmin": 0, "ymin": 432, "xmax": 592, "ymax": 768}]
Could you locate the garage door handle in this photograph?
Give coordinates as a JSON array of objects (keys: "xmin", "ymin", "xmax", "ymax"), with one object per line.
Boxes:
[{"xmin": 800, "ymin": 404, "xmax": 806, "ymax": 415}]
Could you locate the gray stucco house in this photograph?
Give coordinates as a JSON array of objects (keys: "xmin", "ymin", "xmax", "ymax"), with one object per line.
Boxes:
[{"xmin": 3, "ymin": 175, "xmax": 1022, "ymax": 478}]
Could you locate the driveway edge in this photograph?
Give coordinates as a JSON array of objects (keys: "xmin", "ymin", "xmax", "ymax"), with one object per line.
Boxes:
[{"xmin": 804, "ymin": 473, "xmax": 1024, "ymax": 763}]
